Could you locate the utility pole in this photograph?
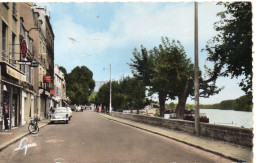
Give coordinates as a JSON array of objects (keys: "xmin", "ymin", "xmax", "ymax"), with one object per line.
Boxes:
[
  {"xmin": 0, "ymin": 65, "xmax": 2, "ymax": 132},
  {"xmin": 194, "ymin": 1, "xmax": 200, "ymax": 136},
  {"xmin": 109, "ymin": 64, "xmax": 112, "ymax": 114}
]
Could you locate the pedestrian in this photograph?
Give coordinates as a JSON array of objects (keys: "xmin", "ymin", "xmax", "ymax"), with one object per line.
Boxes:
[
  {"xmin": 3, "ymin": 101, "xmax": 9, "ymax": 130},
  {"xmin": 50, "ymin": 106, "xmax": 54, "ymax": 113}
]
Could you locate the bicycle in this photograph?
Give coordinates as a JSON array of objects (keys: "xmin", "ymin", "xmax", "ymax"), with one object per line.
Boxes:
[{"xmin": 28, "ymin": 116, "xmax": 39, "ymax": 134}]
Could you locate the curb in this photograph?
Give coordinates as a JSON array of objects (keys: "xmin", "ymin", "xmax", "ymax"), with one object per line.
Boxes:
[
  {"xmin": 99, "ymin": 113, "xmax": 245, "ymax": 162},
  {"xmin": 0, "ymin": 121, "xmax": 49, "ymax": 152}
]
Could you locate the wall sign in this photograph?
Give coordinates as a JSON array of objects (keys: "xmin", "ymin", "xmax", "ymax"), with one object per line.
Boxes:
[{"xmin": 20, "ymin": 40, "xmax": 27, "ymax": 58}]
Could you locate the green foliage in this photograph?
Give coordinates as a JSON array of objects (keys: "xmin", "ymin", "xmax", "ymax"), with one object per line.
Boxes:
[
  {"xmin": 166, "ymin": 102, "xmax": 175, "ymax": 109},
  {"xmin": 204, "ymin": 2, "xmax": 252, "ymax": 94},
  {"xmin": 154, "ymin": 109, "xmax": 160, "ymax": 117},
  {"xmin": 96, "ymin": 76, "xmax": 149, "ymax": 111},
  {"xmin": 185, "ymin": 104, "xmax": 194, "ymax": 109},
  {"xmin": 66, "ymin": 66, "xmax": 95, "ymax": 105},
  {"xmin": 200, "ymin": 95, "xmax": 252, "ymax": 111},
  {"xmin": 130, "ymin": 37, "xmax": 193, "ymax": 117},
  {"xmin": 89, "ymin": 92, "xmax": 98, "ymax": 104},
  {"xmin": 130, "ymin": 37, "xmax": 221, "ymax": 118},
  {"xmin": 59, "ymin": 66, "xmax": 67, "ymax": 75}
]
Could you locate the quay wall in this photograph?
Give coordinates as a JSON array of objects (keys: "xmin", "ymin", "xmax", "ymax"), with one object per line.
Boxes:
[{"xmin": 110, "ymin": 112, "xmax": 253, "ymax": 148}]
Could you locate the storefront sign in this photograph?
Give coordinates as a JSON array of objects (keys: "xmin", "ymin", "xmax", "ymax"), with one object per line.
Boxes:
[
  {"xmin": 43, "ymin": 76, "xmax": 51, "ymax": 83},
  {"xmin": 16, "ymin": 59, "xmax": 39, "ymax": 67},
  {"xmin": 16, "ymin": 61, "xmax": 32, "ymax": 65},
  {"xmin": 20, "ymin": 40, "xmax": 27, "ymax": 58},
  {"xmin": 50, "ymin": 90, "xmax": 56, "ymax": 95},
  {"xmin": 30, "ymin": 60, "xmax": 39, "ymax": 67},
  {"xmin": 6, "ymin": 65, "xmax": 26, "ymax": 82}
]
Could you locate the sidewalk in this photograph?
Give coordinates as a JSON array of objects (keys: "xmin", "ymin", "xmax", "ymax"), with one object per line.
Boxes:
[
  {"xmin": 0, "ymin": 119, "xmax": 49, "ymax": 151},
  {"xmin": 99, "ymin": 113, "xmax": 253, "ymax": 162}
]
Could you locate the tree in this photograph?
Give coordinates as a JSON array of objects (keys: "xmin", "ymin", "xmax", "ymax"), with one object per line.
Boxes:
[
  {"xmin": 96, "ymin": 77, "xmax": 148, "ymax": 112},
  {"xmin": 120, "ymin": 76, "xmax": 148, "ymax": 113},
  {"xmin": 89, "ymin": 92, "xmax": 98, "ymax": 108},
  {"xmin": 166, "ymin": 102, "xmax": 175, "ymax": 109},
  {"xmin": 66, "ymin": 66, "xmax": 95, "ymax": 105},
  {"xmin": 130, "ymin": 37, "xmax": 222, "ymax": 118},
  {"xmin": 204, "ymin": 2, "xmax": 252, "ymax": 95},
  {"xmin": 130, "ymin": 37, "xmax": 193, "ymax": 117},
  {"xmin": 59, "ymin": 66, "xmax": 67, "ymax": 76}
]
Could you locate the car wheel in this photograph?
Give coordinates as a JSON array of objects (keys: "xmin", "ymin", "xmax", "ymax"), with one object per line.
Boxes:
[{"xmin": 66, "ymin": 120, "xmax": 69, "ymax": 124}]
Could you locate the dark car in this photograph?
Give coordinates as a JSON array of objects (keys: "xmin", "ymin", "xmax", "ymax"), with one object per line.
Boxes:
[{"xmin": 70, "ymin": 105, "xmax": 77, "ymax": 111}]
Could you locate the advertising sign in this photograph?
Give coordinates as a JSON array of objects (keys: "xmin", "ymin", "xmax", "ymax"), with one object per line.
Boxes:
[{"xmin": 20, "ymin": 40, "xmax": 27, "ymax": 58}]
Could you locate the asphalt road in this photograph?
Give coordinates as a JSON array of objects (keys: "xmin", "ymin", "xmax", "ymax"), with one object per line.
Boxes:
[{"xmin": 0, "ymin": 111, "xmax": 232, "ymax": 163}]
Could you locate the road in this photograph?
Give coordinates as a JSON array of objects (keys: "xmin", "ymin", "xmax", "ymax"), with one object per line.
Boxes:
[{"xmin": 0, "ymin": 111, "xmax": 232, "ymax": 163}]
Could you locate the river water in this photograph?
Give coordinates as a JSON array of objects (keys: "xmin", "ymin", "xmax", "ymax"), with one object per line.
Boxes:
[
  {"xmin": 164, "ymin": 109, "xmax": 253, "ymax": 128},
  {"xmin": 200, "ymin": 109, "xmax": 253, "ymax": 128}
]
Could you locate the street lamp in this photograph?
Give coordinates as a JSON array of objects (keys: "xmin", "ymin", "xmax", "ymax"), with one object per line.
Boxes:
[
  {"xmin": 194, "ymin": 2, "xmax": 200, "ymax": 136},
  {"xmin": 109, "ymin": 64, "xmax": 112, "ymax": 114}
]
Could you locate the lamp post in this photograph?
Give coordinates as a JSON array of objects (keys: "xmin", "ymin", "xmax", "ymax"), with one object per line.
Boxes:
[
  {"xmin": 109, "ymin": 64, "xmax": 112, "ymax": 114},
  {"xmin": 194, "ymin": 1, "xmax": 200, "ymax": 136}
]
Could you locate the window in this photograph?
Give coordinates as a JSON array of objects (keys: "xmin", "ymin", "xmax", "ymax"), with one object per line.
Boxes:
[
  {"xmin": 3, "ymin": 2, "xmax": 9, "ymax": 9},
  {"xmin": 2, "ymin": 22, "xmax": 7, "ymax": 62},
  {"xmin": 11, "ymin": 33, "xmax": 16, "ymax": 65},
  {"xmin": 12, "ymin": 3, "xmax": 17, "ymax": 20}
]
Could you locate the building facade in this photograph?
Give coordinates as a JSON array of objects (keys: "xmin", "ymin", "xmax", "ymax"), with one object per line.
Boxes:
[
  {"xmin": 0, "ymin": 2, "xmax": 57, "ymax": 132},
  {"xmin": 0, "ymin": 2, "xmax": 26, "ymax": 131},
  {"xmin": 54, "ymin": 64, "xmax": 66, "ymax": 107},
  {"xmin": 20, "ymin": 3, "xmax": 55, "ymax": 120}
]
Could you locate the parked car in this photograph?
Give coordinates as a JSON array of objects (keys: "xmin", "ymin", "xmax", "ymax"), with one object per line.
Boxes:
[
  {"xmin": 76, "ymin": 106, "xmax": 83, "ymax": 112},
  {"xmin": 49, "ymin": 107, "xmax": 69, "ymax": 124},
  {"xmin": 70, "ymin": 105, "xmax": 77, "ymax": 111},
  {"xmin": 67, "ymin": 107, "xmax": 72, "ymax": 120}
]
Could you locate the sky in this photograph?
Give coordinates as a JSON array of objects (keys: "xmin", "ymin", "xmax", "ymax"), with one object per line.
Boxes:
[{"xmin": 37, "ymin": 1, "xmax": 252, "ymax": 105}]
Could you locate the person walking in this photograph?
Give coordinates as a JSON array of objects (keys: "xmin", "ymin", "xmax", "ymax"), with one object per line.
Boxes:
[{"xmin": 3, "ymin": 101, "xmax": 9, "ymax": 131}]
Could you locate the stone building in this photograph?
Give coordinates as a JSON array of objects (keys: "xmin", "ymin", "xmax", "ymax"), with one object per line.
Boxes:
[
  {"xmin": 54, "ymin": 64, "xmax": 67, "ymax": 107},
  {"xmin": 19, "ymin": 18, "xmax": 35, "ymax": 126},
  {"xmin": 0, "ymin": 2, "xmax": 26, "ymax": 131},
  {"xmin": 20, "ymin": 3, "xmax": 55, "ymax": 120},
  {"xmin": 0, "ymin": 2, "xmax": 56, "ymax": 131}
]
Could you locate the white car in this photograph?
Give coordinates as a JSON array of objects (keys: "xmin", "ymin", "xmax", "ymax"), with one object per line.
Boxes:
[
  {"xmin": 76, "ymin": 106, "xmax": 83, "ymax": 112},
  {"xmin": 49, "ymin": 107, "xmax": 69, "ymax": 124},
  {"xmin": 67, "ymin": 107, "xmax": 72, "ymax": 120}
]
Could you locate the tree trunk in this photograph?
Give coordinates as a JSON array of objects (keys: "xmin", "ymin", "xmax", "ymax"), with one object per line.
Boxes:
[
  {"xmin": 176, "ymin": 80, "xmax": 193, "ymax": 119},
  {"xmin": 159, "ymin": 91, "xmax": 167, "ymax": 117}
]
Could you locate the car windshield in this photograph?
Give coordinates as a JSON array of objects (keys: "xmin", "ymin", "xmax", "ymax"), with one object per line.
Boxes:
[{"xmin": 54, "ymin": 108, "xmax": 67, "ymax": 113}]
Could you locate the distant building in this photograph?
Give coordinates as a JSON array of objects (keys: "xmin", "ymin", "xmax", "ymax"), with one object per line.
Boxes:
[
  {"xmin": 54, "ymin": 64, "xmax": 66, "ymax": 107},
  {"xmin": 94, "ymin": 81, "xmax": 107, "ymax": 92}
]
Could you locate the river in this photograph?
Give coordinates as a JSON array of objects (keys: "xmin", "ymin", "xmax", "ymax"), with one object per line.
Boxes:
[
  {"xmin": 164, "ymin": 109, "xmax": 253, "ymax": 128},
  {"xmin": 200, "ymin": 109, "xmax": 253, "ymax": 128}
]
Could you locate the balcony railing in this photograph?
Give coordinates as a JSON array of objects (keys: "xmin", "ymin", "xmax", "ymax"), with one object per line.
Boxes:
[{"xmin": 1, "ymin": 50, "xmax": 7, "ymax": 62}]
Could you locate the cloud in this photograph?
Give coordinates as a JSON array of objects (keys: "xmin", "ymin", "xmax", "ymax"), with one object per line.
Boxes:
[
  {"xmin": 49, "ymin": 2, "xmax": 246, "ymax": 104},
  {"xmin": 53, "ymin": 2, "xmax": 225, "ymax": 77}
]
